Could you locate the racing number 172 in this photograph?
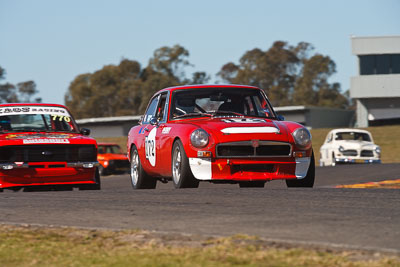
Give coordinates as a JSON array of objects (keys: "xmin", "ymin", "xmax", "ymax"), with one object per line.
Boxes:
[{"xmin": 145, "ymin": 136, "xmax": 155, "ymax": 159}]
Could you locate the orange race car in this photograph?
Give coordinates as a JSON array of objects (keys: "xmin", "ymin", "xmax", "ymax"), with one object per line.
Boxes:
[{"xmin": 97, "ymin": 143, "xmax": 130, "ymax": 175}]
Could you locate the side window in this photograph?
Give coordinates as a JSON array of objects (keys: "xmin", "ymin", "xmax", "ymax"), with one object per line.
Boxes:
[
  {"xmin": 327, "ymin": 133, "xmax": 333, "ymax": 143},
  {"xmin": 143, "ymin": 97, "xmax": 159, "ymax": 124},
  {"xmin": 155, "ymin": 93, "xmax": 168, "ymax": 122}
]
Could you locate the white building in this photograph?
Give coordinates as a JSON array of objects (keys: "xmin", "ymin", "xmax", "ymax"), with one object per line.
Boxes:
[{"xmin": 350, "ymin": 35, "xmax": 400, "ymax": 127}]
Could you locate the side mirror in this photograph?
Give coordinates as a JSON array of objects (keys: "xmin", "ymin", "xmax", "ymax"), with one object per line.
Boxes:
[
  {"xmin": 277, "ymin": 115, "xmax": 285, "ymax": 121},
  {"xmin": 149, "ymin": 117, "xmax": 159, "ymax": 126},
  {"xmin": 80, "ymin": 128, "xmax": 91, "ymax": 136}
]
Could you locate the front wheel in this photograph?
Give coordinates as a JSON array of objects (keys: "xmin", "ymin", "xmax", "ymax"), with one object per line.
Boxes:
[
  {"xmin": 130, "ymin": 146, "xmax": 157, "ymax": 189},
  {"xmin": 331, "ymin": 152, "xmax": 336, "ymax": 166},
  {"xmin": 286, "ymin": 151, "xmax": 315, "ymax": 188},
  {"xmin": 98, "ymin": 165, "xmax": 107, "ymax": 176},
  {"xmin": 172, "ymin": 140, "xmax": 199, "ymax": 188}
]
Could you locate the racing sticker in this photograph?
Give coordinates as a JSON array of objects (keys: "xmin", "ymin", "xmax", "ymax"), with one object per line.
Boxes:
[
  {"xmin": 145, "ymin": 128, "xmax": 157, "ymax": 166},
  {"xmin": 6, "ymin": 133, "xmax": 74, "ymax": 140},
  {"xmin": 0, "ymin": 106, "xmax": 70, "ymax": 116},
  {"xmin": 23, "ymin": 138, "xmax": 70, "ymax": 144},
  {"xmin": 161, "ymin": 127, "xmax": 171, "ymax": 134},
  {"xmin": 222, "ymin": 118, "xmax": 266, "ymax": 123}
]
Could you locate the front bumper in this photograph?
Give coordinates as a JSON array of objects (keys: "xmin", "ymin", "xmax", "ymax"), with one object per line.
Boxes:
[
  {"xmin": 335, "ymin": 157, "xmax": 381, "ymax": 164},
  {"xmin": 188, "ymin": 157, "xmax": 311, "ymax": 181},
  {"xmin": 0, "ymin": 161, "xmax": 99, "ymax": 189}
]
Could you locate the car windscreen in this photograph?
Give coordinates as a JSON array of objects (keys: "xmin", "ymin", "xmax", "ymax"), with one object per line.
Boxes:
[
  {"xmin": 335, "ymin": 132, "xmax": 372, "ymax": 142},
  {"xmin": 98, "ymin": 145, "xmax": 121, "ymax": 154},
  {"xmin": 170, "ymin": 88, "xmax": 275, "ymax": 120},
  {"xmin": 0, "ymin": 106, "xmax": 78, "ymax": 133}
]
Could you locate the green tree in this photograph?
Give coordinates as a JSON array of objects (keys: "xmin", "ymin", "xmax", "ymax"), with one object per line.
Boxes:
[
  {"xmin": 65, "ymin": 60, "xmax": 145, "ymax": 118},
  {"xmin": 0, "ymin": 66, "xmax": 40, "ymax": 103},
  {"xmin": 218, "ymin": 41, "xmax": 348, "ymax": 108},
  {"xmin": 190, "ymin": 72, "xmax": 210, "ymax": 85},
  {"xmin": 65, "ymin": 45, "xmax": 208, "ymax": 118}
]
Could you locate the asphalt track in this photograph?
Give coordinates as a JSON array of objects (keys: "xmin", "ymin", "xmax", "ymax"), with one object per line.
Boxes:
[{"xmin": 0, "ymin": 163, "xmax": 399, "ymax": 253}]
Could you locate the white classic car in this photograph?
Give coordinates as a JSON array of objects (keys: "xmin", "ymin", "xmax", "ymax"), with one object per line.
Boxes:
[{"xmin": 319, "ymin": 129, "xmax": 381, "ymax": 166}]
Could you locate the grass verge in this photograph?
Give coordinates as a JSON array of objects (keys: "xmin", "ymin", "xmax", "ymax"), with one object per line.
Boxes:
[{"xmin": 0, "ymin": 224, "xmax": 399, "ymax": 267}]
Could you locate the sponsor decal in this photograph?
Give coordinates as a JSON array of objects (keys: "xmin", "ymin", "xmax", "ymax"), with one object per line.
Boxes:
[
  {"xmin": 161, "ymin": 127, "xmax": 171, "ymax": 134},
  {"xmin": 222, "ymin": 118, "xmax": 266, "ymax": 123},
  {"xmin": 0, "ymin": 106, "xmax": 70, "ymax": 116},
  {"xmin": 6, "ymin": 133, "xmax": 73, "ymax": 139},
  {"xmin": 23, "ymin": 138, "xmax": 70, "ymax": 144}
]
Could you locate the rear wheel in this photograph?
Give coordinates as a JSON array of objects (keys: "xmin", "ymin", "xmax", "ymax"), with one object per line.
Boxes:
[
  {"xmin": 130, "ymin": 146, "xmax": 157, "ymax": 189},
  {"xmin": 286, "ymin": 151, "xmax": 315, "ymax": 188},
  {"xmin": 239, "ymin": 181, "xmax": 265, "ymax": 188},
  {"xmin": 172, "ymin": 140, "xmax": 199, "ymax": 188}
]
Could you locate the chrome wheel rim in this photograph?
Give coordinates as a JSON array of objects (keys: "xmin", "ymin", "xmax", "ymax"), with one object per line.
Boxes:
[
  {"xmin": 172, "ymin": 146, "xmax": 182, "ymax": 185},
  {"xmin": 130, "ymin": 150, "xmax": 139, "ymax": 186}
]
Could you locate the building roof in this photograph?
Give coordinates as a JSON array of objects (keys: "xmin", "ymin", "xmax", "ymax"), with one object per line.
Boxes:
[
  {"xmin": 76, "ymin": 115, "xmax": 141, "ymax": 125},
  {"xmin": 351, "ymin": 35, "xmax": 400, "ymax": 55}
]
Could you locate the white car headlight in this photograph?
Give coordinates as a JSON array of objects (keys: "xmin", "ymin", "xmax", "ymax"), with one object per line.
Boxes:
[
  {"xmin": 292, "ymin": 128, "xmax": 311, "ymax": 149},
  {"xmin": 190, "ymin": 129, "xmax": 209, "ymax": 148},
  {"xmin": 375, "ymin": 146, "xmax": 381, "ymax": 154},
  {"xmin": 338, "ymin": 146, "xmax": 345, "ymax": 152}
]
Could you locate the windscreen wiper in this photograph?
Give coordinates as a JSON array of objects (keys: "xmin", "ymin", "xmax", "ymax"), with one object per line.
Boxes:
[{"xmin": 173, "ymin": 112, "xmax": 212, "ymax": 119}]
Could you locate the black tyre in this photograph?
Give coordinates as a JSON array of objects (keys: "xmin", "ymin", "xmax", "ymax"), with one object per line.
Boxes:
[
  {"xmin": 130, "ymin": 146, "xmax": 157, "ymax": 189},
  {"xmin": 98, "ymin": 165, "xmax": 107, "ymax": 176},
  {"xmin": 79, "ymin": 168, "xmax": 101, "ymax": 190},
  {"xmin": 239, "ymin": 181, "xmax": 265, "ymax": 188},
  {"xmin": 331, "ymin": 152, "xmax": 336, "ymax": 166},
  {"xmin": 172, "ymin": 140, "xmax": 199, "ymax": 189},
  {"xmin": 286, "ymin": 151, "xmax": 315, "ymax": 188}
]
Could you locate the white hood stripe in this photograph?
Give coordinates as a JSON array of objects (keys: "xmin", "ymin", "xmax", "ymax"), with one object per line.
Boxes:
[{"xmin": 221, "ymin": 127, "xmax": 279, "ymax": 134}]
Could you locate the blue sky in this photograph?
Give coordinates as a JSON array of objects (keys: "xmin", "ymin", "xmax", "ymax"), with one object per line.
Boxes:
[{"xmin": 1, "ymin": 0, "xmax": 399, "ymax": 105}]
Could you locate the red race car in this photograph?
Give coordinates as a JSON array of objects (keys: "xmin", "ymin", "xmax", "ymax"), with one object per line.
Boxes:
[
  {"xmin": 97, "ymin": 143, "xmax": 130, "ymax": 175},
  {"xmin": 0, "ymin": 103, "xmax": 100, "ymax": 191},
  {"xmin": 127, "ymin": 85, "xmax": 315, "ymax": 189}
]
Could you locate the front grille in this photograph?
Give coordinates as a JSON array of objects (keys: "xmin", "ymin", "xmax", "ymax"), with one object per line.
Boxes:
[
  {"xmin": 0, "ymin": 145, "xmax": 96, "ymax": 163},
  {"xmin": 342, "ymin": 150, "xmax": 358, "ymax": 156},
  {"xmin": 216, "ymin": 141, "xmax": 291, "ymax": 158},
  {"xmin": 361, "ymin": 150, "xmax": 374, "ymax": 157}
]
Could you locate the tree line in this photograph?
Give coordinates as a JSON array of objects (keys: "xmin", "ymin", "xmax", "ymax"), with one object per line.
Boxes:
[
  {"xmin": 0, "ymin": 66, "xmax": 41, "ymax": 104},
  {"xmin": 65, "ymin": 41, "xmax": 349, "ymax": 119},
  {"xmin": 2, "ymin": 41, "xmax": 350, "ymax": 118}
]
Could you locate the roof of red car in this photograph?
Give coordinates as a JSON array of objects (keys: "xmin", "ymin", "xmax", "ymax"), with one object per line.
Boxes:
[
  {"xmin": 157, "ymin": 84, "xmax": 261, "ymax": 94},
  {"xmin": 0, "ymin": 103, "xmax": 68, "ymax": 108}
]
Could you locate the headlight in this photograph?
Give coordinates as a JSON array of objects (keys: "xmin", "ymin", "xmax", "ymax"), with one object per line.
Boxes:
[
  {"xmin": 292, "ymin": 128, "xmax": 311, "ymax": 149},
  {"xmin": 190, "ymin": 129, "xmax": 209, "ymax": 148},
  {"xmin": 375, "ymin": 146, "xmax": 381, "ymax": 154},
  {"xmin": 338, "ymin": 146, "xmax": 345, "ymax": 152}
]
